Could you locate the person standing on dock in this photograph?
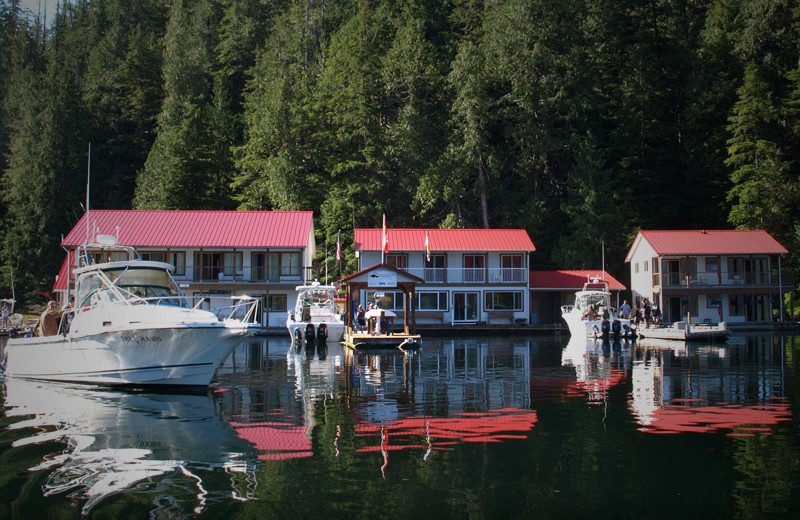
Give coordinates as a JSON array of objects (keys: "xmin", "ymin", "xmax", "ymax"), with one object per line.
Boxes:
[{"xmin": 620, "ymin": 300, "xmax": 631, "ymax": 319}]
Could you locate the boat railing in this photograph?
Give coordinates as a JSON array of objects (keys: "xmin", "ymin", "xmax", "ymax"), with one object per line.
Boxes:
[{"xmin": 188, "ymin": 295, "xmax": 260, "ymax": 324}]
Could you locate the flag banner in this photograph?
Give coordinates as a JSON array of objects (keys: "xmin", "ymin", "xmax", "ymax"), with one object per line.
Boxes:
[
  {"xmin": 336, "ymin": 229, "xmax": 341, "ymax": 261},
  {"xmin": 425, "ymin": 230, "xmax": 431, "ymax": 262},
  {"xmin": 382, "ymin": 214, "xmax": 389, "ymax": 254}
]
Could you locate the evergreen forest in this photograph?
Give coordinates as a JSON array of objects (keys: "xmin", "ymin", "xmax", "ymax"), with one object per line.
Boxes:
[{"xmin": 1, "ymin": 0, "xmax": 799, "ymax": 305}]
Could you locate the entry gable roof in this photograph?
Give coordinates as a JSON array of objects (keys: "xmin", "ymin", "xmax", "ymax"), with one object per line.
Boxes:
[
  {"xmin": 625, "ymin": 229, "xmax": 788, "ymax": 262},
  {"xmin": 340, "ymin": 263, "xmax": 424, "ymax": 285},
  {"xmin": 62, "ymin": 210, "xmax": 314, "ymax": 249},
  {"xmin": 530, "ymin": 270, "xmax": 626, "ymax": 291},
  {"xmin": 354, "ymin": 228, "xmax": 535, "ymax": 252}
]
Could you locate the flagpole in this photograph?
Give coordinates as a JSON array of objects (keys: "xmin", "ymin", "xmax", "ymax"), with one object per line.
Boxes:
[{"xmin": 325, "ymin": 235, "xmax": 328, "ymax": 282}]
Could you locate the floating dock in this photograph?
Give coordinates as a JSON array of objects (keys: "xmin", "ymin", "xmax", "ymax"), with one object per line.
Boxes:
[
  {"xmin": 343, "ymin": 329, "xmax": 421, "ymax": 350},
  {"xmin": 636, "ymin": 321, "xmax": 729, "ymax": 341}
]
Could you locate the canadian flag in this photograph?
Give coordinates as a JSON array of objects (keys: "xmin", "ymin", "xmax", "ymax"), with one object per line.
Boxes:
[{"xmin": 382, "ymin": 214, "xmax": 389, "ymax": 254}]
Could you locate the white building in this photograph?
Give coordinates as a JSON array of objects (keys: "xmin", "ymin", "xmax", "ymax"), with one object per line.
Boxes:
[
  {"xmin": 625, "ymin": 229, "xmax": 790, "ymax": 324},
  {"xmin": 54, "ymin": 210, "xmax": 317, "ymax": 327},
  {"xmin": 353, "ymin": 228, "xmax": 536, "ymax": 325}
]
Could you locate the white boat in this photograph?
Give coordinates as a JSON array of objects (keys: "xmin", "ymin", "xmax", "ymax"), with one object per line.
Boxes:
[
  {"xmin": 1, "ymin": 236, "xmax": 259, "ymax": 386},
  {"xmin": 287, "ymin": 281, "xmax": 344, "ymax": 343},
  {"xmin": 561, "ymin": 277, "xmax": 633, "ymax": 339}
]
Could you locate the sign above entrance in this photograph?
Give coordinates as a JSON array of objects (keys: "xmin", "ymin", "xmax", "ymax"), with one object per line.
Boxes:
[{"xmin": 368, "ymin": 271, "xmax": 397, "ymax": 288}]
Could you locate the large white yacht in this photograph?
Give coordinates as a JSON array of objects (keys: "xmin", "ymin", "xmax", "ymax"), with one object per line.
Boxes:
[
  {"xmin": 561, "ymin": 277, "xmax": 633, "ymax": 339},
  {"xmin": 287, "ymin": 281, "xmax": 345, "ymax": 343},
  {"xmin": 1, "ymin": 236, "xmax": 259, "ymax": 386}
]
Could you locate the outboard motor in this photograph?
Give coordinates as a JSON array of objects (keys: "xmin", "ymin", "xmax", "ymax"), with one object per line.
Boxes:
[
  {"xmin": 611, "ymin": 319, "xmax": 621, "ymax": 337},
  {"xmin": 305, "ymin": 323, "xmax": 316, "ymax": 345},
  {"xmin": 316, "ymin": 323, "xmax": 328, "ymax": 343},
  {"xmin": 601, "ymin": 319, "xmax": 610, "ymax": 337}
]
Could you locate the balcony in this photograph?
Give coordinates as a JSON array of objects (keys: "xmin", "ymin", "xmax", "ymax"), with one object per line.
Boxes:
[
  {"xmin": 182, "ymin": 265, "xmax": 312, "ymax": 284},
  {"xmin": 404, "ymin": 267, "xmax": 527, "ymax": 285},
  {"xmin": 653, "ymin": 270, "xmax": 786, "ymax": 289}
]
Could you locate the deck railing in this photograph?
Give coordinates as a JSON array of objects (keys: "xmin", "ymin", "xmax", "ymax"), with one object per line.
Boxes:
[
  {"xmin": 653, "ymin": 270, "xmax": 782, "ymax": 288},
  {"xmin": 182, "ymin": 265, "xmax": 312, "ymax": 283},
  {"xmin": 404, "ymin": 267, "xmax": 527, "ymax": 284}
]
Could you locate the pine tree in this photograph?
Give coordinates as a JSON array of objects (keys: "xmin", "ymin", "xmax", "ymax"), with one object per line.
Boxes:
[{"xmin": 134, "ymin": 0, "xmax": 232, "ymax": 210}]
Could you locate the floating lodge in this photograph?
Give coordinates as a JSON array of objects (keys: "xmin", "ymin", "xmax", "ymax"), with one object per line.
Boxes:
[{"xmin": 20, "ymin": 211, "xmax": 796, "ymax": 343}]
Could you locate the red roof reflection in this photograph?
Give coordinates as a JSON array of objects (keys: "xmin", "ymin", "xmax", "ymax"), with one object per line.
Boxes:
[
  {"xmin": 637, "ymin": 401, "xmax": 792, "ymax": 436},
  {"xmin": 354, "ymin": 408, "xmax": 538, "ymax": 453},
  {"xmin": 231, "ymin": 421, "xmax": 312, "ymax": 460}
]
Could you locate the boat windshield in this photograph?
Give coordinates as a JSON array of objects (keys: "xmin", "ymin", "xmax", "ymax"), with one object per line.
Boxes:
[
  {"xmin": 297, "ymin": 288, "xmax": 335, "ymax": 311},
  {"xmin": 577, "ymin": 293, "xmax": 609, "ymax": 311},
  {"xmin": 76, "ymin": 266, "xmax": 187, "ymax": 308}
]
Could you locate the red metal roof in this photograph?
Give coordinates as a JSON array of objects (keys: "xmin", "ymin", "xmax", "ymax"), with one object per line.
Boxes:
[
  {"xmin": 52, "ymin": 254, "xmax": 72, "ymax": 291},
  {"xmin": 625, "ymin": 229, "xmax": 788, "ymax": 262},
  {"xmin": 62, "ymin": 210, "xmax": 314, "ymax": 249},
  {"xmin": 529, "ymin": 270, "xmax": 626, "ymax": 291},
  {"xmin": 354, "ymin": 228, "xmax": 535, "ymax": 252}
]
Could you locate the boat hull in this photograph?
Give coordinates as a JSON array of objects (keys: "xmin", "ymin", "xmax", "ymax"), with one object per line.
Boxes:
[
  {"xmin": 3, "ymin": 325, "xmax": 251, "ymax": 386},
  {"xmin": 287, "ymin": 322, "xmax": 345, "ymax": 343},
  {"xmin": 562, "ymin": 309, "xmax": 633, "ymax": 339}
]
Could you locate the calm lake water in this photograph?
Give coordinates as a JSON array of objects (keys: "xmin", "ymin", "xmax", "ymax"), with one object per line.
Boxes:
[{"xmin": 2, "ymin": 332, "xmax": 800, "ymax": 519}]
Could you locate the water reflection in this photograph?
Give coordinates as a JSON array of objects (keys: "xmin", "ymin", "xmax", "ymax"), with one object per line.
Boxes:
[
  {"xmin": 2, "ymin": 379, "xmax": 257, "ymax": 515},
  {"xmin": 628, "ymin": 336, "xmax": 793, "ymax": 435},
  {"xmin": 216, "ymin": 336, "xmax": 538, "ymax": 468},
  {"xmin": 560, "ymin": 336, "xmax": 630, "ymax": 404}
]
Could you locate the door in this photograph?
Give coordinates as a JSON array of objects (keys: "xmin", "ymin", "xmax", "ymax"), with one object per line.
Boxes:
[
  {"xmin": 453, "ymin": 292, "xmax": 479, "ymax": 322},
  {"xmin": 668, "ymin": 297, "xmax": 681, "ymax": 323}
]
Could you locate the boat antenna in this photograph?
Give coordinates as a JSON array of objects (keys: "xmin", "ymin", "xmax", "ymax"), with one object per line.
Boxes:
[
  {"xmin": 85, "ymin": 142, "xmax": 91, "ymax": 245},
  {"xmin": 601, "ymin": 240, "xmax": 605, "ymax": 276}
]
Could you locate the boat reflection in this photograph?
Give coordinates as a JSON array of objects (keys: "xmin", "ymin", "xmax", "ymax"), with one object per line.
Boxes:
[
  {"xmin": 629, "ymin": 336, "xmax": 793, "ymax": 435},
  {"xmin": 559, "ymin": 336, "xmax": 631, "ymax": 404},
  {"xmin": 2, "ymin": 379, "xmax": 258, "ymax": 515}
]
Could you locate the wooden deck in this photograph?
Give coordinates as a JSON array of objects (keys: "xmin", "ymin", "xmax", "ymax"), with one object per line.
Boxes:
[{"xmin": 343, "ymin": 330, "xmax": 421, "ymax": 350}]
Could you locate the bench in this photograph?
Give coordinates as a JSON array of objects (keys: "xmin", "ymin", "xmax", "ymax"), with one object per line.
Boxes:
[
  {"xmin": 415, "ymin": 311, "xmax": 446, "ymax": 324},
  {"xmin": 487, "ymin": 310, "xmax": 515, "ymax": 324}
]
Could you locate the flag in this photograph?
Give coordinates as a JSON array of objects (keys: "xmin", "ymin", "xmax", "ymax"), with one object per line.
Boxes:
[
  {"xmin": 425, "ymin": 230, "xmax": 431, "ymax": 262},
  {"xmin": 382, "ymin": 213, "xmax": 389, "ymax": 254},
  {"xmin": 336, "ymin": 229, "xmax": 341, "ymax": 261}
]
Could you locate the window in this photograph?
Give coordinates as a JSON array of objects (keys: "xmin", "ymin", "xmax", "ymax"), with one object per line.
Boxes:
[
  {"xmin": 729, "ymin": 294, "xmax": 744, "ymax": 316},
  {"xmin": 486, "ymin": 291, "xmax": 523, "ymax": 311},
  {"xmin": 170, "ymin": 252, "xmax": 186, "ymax": 276},
  {"xmin": 425, "ymin": 254, "xmax": 445, "ymax": 283},
  {"xmin": 194, "ymin": 252, "xmax": 221, "ymax": 281},
  {"xmin": 501, "ymin": 255, "xmax": 523, "ymax": 282},
  {"xmin": 635, "ymin": 263, "xmax": 639, "ymax": 273},
  {"xmin": 644, "ymin": 262, "xmax": 649, "ymax": 272},
  {"xmin": 417, "ymin": 292, "xmax": 448, "ymax": 311},
  {"xmin": 464, "ymin": 255, "xmax": 485, "ymax": 282},
  {"xmin": 651, "ymin": 258, "xmax": 660, "ymax": 286},
  {"xmin": 681, "ymin": 258, "xmax": 697, "ymax": 283},
  {"xmin": 680, "ymin": 295, "xmax": 698, "ymax": 318},
  {"xmin": 223, "ymin": 252, "xmax": 243, "ymax": 277},
  {"xmin": 268, "ymin": 294, "xmax": 287, "ymax": 312},
  {"xmin": 280, "ymin": 252, "xmax": 301, "ymax": 278},
  {"xmin": 365, "ymin": 291, "xmax": 404, "ymax": 310},
  {"xmin": 707, "ymin": 296, "xmax": 722, "ymax": 309},
  {"xmin": 141, "ymin": 251, "xmax": 165, "ymax": 262},
  {"xmin": 727, "ymin": 257, "xmax": 744, "ymax": 280},
  {"xmin": 706, "ymin": 258, "xmax": 718, "ymax": 272},
  {"xmin": 268, "ymin": 253, "xmax": 280, "ymax": 280},
  {"xmin": 386, "ymin": 254, "xmax": 407, "ymax": 270},
  {"xmin": 251, "ymin": 253, "xmax": 266, "ymax": 281}
]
